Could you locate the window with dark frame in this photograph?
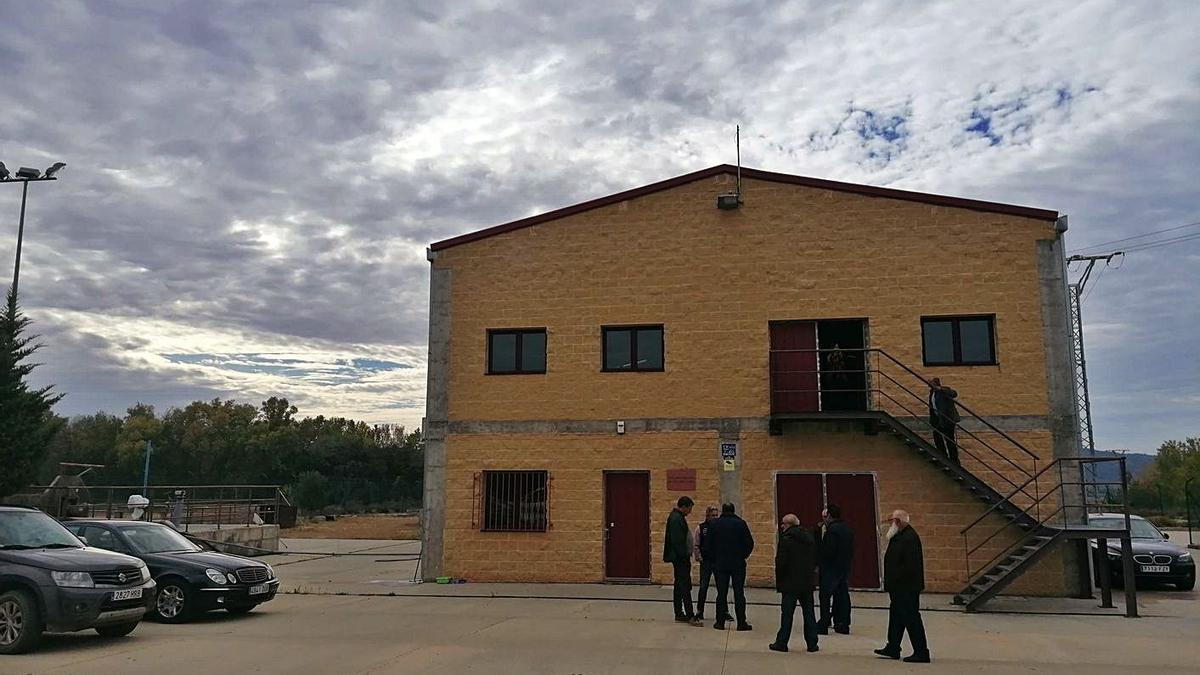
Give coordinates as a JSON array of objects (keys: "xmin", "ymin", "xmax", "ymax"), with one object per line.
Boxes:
[
  {"xmin": 487, "ymin": 329, "xmax": 547, "ymax": 374},
  {"xmin": 481, "ymin": 470, "xmax": 549, "ymax": 532},
  {"xmin": 921, "ymin": 315, "xmax": 997, "ymax": 366},
  {"xmin": 602, "ymin": 325, "xmax": 664, "ymax": 372}
]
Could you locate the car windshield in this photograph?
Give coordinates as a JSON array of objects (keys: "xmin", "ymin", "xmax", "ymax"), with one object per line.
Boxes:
[
  {"xmin": 121, "ymin": 524, "xmax": 202, "ymax": 554},
  {"xmin": 0, "ymin": 510, "xmax": 83, "ymax": 549},
  {"xmin": 1091, "ymin": 517, "xmax": 1162, "ymax": 539}
]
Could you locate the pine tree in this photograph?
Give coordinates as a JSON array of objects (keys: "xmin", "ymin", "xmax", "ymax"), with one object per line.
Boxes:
[{"xmin": 0, "ymin": 289, "xmax": 64, "ymax": 497}]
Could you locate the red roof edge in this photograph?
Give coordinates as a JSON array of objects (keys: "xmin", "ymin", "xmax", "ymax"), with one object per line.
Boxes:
[{"xmin": 429, "ymin": 164, "xmax": 1059, "ymax": 252}]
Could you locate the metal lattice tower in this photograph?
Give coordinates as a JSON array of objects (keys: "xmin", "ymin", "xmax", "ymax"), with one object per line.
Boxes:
[{"xmin": 1066, "ymin": 252, "xmax": 1123, "ymax": 504}]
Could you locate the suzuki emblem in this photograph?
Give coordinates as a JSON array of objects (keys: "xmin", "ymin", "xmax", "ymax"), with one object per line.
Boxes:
[{"xmin": 118, "ymin": 572, "xmax": 127, "ymax": 583}]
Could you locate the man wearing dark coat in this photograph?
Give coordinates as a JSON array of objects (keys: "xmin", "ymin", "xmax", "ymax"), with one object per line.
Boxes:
[
  {"xmin": 663, "ymin": 496, "xmax": 700, "ymax": 625},
  {"xmin": 817, "ymin": 504, "xmax": 854, "ymax": 635},
  {"xmin": 928, "ymin": 377, "xmax": 961, "ymax": 464},
  {"xmin": 707, "ymin": 502, "xmax": 755, "ymax": 631},
  {"xmin": 875, "ymin": 509, "xmax": 931, "ymax": 663},
  {"xmin": 769, "ymin": 514, "xmax": 820, "ymax": 654}
]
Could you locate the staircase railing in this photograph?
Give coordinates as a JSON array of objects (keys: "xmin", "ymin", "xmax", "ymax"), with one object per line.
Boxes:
[
  {"xmin": 960, "ymin": 456, "xmax": 1131, "ymax": 582},
  {"xmin": 769, "ymin": 347, "xmax": 1042, "ymax": 506}
]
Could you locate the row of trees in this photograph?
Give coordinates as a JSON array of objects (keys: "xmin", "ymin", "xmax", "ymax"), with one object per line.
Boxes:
[
  {"xmin": 1127, "ymin": 438, "xmax": 1200, "ymax": 517},
  {"xmin": 34, "ymin": 397, "xmax": 424, "ymax": 509},
  {"xmin": 0, "ymin": 288, "xmax": 422, "ymax": 510}
]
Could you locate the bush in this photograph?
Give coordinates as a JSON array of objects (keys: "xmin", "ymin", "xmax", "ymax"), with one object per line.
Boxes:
[{"xmin": 292, "ymin": 471, "xmax": 329, "ymax": 513}]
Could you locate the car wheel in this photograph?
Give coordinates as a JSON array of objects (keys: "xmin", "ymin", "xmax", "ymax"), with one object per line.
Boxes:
[
  {"xmin": 226, "ymin": 605, "xmax": 256, "ymax": 615},
  {"xmin": 95, "ymin": 621, "xmax": 139, "ymax": 638},
  {"xmin": 0, "ymin": 589, "xmax": 44, "ymax": 655},
  {"xmin": 1178, "ymin": 572, "xmax": 1196, "ymax": 591},
  {"xmin": 155, "ymin": 580, "xmax": 194, "ymax": 623}
]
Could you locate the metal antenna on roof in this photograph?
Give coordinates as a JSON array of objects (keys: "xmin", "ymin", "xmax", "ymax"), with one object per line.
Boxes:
[
  {"xmin": 736, "ymin": 124, "xmax": 741, "ymax": 201},
  {"xmin": 717, "ymin": 124, "xmax": 743, "ymax": 210}
]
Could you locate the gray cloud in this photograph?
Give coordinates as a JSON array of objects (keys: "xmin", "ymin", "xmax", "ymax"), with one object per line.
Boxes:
[{"xmin": 1, "ymin": 0, "xmax": 1197, "ymax": 450}]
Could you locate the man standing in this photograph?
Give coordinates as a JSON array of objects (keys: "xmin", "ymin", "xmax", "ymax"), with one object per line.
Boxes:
[
  {"xmin": 817, "ymin": 504, "xmax": 854, "ymax": 635},
  {"xmin": 708, "ymin": 502, "xmax": 755, "ymax": 631},
  {"xmin": 663, "ymin": 496, "xmax": 701, "ymax": 625},
  {"xmin": 769, "ymin": 514, "xmax": 819, "ymax": 654},
  {"xmin": 693, "ymin": 506, "xmax": 722, "ymax": 622},
  {"xmin": 928, "ymin": 377, "xmax": 960, "ymax": 464},
  {"xmin": 875, "ymin": 510, "xmax": 930, "ymax": 663}
]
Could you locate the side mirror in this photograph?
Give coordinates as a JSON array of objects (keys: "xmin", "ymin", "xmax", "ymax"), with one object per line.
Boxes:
[
  {"xmin": 1163, "ymin": 532, "xmax": 1170, "ymax": 540},
  {"xmin": 78, "ymin": 536, "xmax": 89, "ymax": 546}
]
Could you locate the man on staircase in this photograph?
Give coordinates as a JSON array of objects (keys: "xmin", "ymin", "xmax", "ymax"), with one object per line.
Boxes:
[{"xmin": 928, "ymin": 377, "xmax": 961, "ymax": 464}]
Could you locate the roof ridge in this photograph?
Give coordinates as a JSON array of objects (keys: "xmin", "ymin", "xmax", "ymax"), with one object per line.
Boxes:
[{"xmin": 429, "ymin": 164, "xmax": 1058, "ymax": 252}]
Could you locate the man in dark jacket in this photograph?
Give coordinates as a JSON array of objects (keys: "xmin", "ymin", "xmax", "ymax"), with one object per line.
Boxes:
[
  {"xmin": 663, "ymin": 496, "xmax": 700, "ymax": 625},
  {"xmin": 928, "ymin": 377, "xmax": 960, "ymax": 464},
  {"xmin": 817, "ymin": 504, "xmax": 854, "ymax": 635},
  {"xmin": 769, "ymin": 514, "xmax": 819, "ymax": 654},
  {"xmin": 875, "ymin": 509, "xmax": 930, "ymax": 663},
  {"xmin": 708, "ymin": 502, "xmax": 755, "ymax": 631}
]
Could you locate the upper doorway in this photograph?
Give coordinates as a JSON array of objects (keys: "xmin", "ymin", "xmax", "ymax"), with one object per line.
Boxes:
[{"xmin": 770, "ymin": 319, "xmax": 868, "ymax": 413}]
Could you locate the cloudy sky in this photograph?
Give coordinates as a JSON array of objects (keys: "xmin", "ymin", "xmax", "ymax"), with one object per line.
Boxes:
[{"xmin": 1, "ymin": 1, "xmax": 1196, "ymax": 453}]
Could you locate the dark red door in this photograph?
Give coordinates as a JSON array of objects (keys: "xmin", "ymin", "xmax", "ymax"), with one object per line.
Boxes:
[
  {"xmin": 825, "ymin": 474, "xmax": 881, "ymax": 589},
  {"xmin": 776, "ymin": 474, "xmax": 824, "ymax": 531},
  {"xmin": 605, "ymin": 472, "xmax": 650, "ymax": 579},
  {"xmin": 770, "ymin": 322, "xmax": 819, "ymax": 413}
]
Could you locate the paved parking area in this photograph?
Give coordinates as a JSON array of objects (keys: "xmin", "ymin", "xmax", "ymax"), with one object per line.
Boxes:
[
  {"xmin": 9, "ymin": 587, "xmax": 1200, "ymax": 674},
  {"xmin": 6, "ymin": 539, "xmax": 1197, "ymax": 674}
]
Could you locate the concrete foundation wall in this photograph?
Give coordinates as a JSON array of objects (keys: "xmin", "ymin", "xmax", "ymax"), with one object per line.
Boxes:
[{"xmin": 183, "ymin": 523, "xmax": 280, "ymax": 557}]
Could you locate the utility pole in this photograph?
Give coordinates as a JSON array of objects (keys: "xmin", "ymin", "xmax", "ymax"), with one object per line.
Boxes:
[
  {"xmin": 142, "ymin": 439, "xmax": 153, "ymax": 495},
  {"xmin": 1066, "ymin": 251, "xmax": 1122, "ymax": 504}
]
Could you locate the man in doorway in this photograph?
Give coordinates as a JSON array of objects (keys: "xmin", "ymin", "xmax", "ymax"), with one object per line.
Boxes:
[
  {"xmin": 693, "ymin": 505, "xmax": 724, "ymax": 623},
  {"xmin": 663, "ymin": 496, "xmax": 701, "ymax": 625},
  {"xmin": 708, "ymin": 502, "xmax": 755, "ymax": 631},
  {"xmin": 769, "ymin": 513, "xmax": 819, "ymax": 654},
  {"xmin": 928, "ymin": 377, "xmax": 961, "ymax": 464},
  {"xmin": 875, "ymin": 509, "xmax": 931, "ymax": 663},
  {"xmin": 817, "ymin": 504, "xmax": 854, "ymax": 635}
]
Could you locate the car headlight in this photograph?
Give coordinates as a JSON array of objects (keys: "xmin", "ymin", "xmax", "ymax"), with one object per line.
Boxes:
[
  {"xmin": 136, "ymin": 561, "xmax": 151, "ymax": 580},
  {"xmin": 265, "ymin": 564, "xmax": 275, "ymax": 579},
  {"xmin": 205, "ymin": 568, "xmax": 229, "ymax": 585},
  {"xmin": 227, "ymin": 573, "xmax": 238, "ymax": 584},
  {"xmin": 1179, "ymin": 551, "xmax": 1192, "ymax": 561},
  {"xmin": 51, "ymin": 571, "xmax": 95, "ymax": 588}
]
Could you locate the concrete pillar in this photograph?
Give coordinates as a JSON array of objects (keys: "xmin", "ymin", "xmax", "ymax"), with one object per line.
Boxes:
[
  {"xmin": 420, "ymin": 259, "xmax": 452, "ymax": 581},
  {"xmin": 1037, "ymin": 230, "xmax": 1091, "ymax": 597},
  {"xmin": 718, "ymin": 420, "xmax": 742, "ymax": 512}
]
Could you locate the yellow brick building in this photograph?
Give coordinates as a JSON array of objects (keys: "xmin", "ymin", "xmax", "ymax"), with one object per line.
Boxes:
[{"xmin": 421, "ymin": 165, "xmax": 1093, "ymax": 602}]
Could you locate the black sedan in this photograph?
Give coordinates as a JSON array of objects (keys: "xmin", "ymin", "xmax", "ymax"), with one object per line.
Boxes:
[
  {"xmin": 1088, "ymin": 513, "xmax": 1195, "ymax": 590},
  {"xmin": 65, "ymin": 520, "xmax": 280, "ymax": 622}
]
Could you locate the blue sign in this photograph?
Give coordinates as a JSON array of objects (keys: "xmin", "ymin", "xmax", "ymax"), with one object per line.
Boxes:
[{"xmin": 720, "ymin": 441, "xmax": 738, "ymax": 460}]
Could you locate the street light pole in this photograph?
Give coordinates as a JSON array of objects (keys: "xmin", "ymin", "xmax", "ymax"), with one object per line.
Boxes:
[
  {"xmin": 3, "ymin": 166, "xmax": 63, "ymax": 298},
  {"xmin": 13, "ymin": 179, "xmax": 29, "ymax": 297}
]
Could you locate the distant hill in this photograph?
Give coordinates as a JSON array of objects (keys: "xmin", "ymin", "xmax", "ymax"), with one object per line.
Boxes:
[{"xmin": 1086, "ymin": 449, "xmax": 1156, "ymax": 484}]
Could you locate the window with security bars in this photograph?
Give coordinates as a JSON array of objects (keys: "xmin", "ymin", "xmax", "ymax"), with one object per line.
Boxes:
[{"xmin": 479, "ymin": 470, "xmax": 550, "ymax": 532}]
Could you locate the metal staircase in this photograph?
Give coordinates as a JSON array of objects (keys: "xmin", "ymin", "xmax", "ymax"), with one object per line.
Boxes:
[{"xmin": 768, "ymin": 347, "xmax": 1137, "ymax": 615}]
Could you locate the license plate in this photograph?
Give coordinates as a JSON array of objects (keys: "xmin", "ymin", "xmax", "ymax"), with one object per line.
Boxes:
[
  {"xmin": 1140, "ymin": 565, "xmax": 1170, "ymax": 573},
  {"xmin": 249, "ymin": 584, "xmax": 270, "ymax": 595},
  {"xmin": 111, "ymin": 588, "xmax": 143, "ymax": 601}
]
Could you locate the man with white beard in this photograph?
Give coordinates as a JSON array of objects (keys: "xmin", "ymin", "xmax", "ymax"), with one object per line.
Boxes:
[{"xmin": 874, "ymin": 510, "xmax": 930, "ymax": 663}]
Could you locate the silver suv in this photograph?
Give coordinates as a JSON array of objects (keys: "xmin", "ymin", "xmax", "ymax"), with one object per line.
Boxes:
[{"xmin": 0, "ymin": 505, "xmax": 156, "ymax": 654}]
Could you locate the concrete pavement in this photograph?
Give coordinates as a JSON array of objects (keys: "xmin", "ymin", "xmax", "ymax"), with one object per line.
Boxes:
[
  {"xmin": 7, "ymin": 537, "xmax": 1196, "ymax": 673},
  {"xmin": 8, "ymin": 586, "xmax": 1199, "ymax": 674}
]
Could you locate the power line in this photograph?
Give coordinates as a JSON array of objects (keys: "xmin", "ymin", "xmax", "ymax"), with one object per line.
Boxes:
[
  {"xmin": 1119, "ymin": 231, "xmax": 1200, "ymax": 254},
  {"xmin": 1068, "ymin": 220, "xmax": 1200, "ymax": 254}
]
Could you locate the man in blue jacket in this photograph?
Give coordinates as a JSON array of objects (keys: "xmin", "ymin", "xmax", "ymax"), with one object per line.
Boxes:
[{"xmin": 708, "ymin": 502, "xmax": 755, "ymax": 631}]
